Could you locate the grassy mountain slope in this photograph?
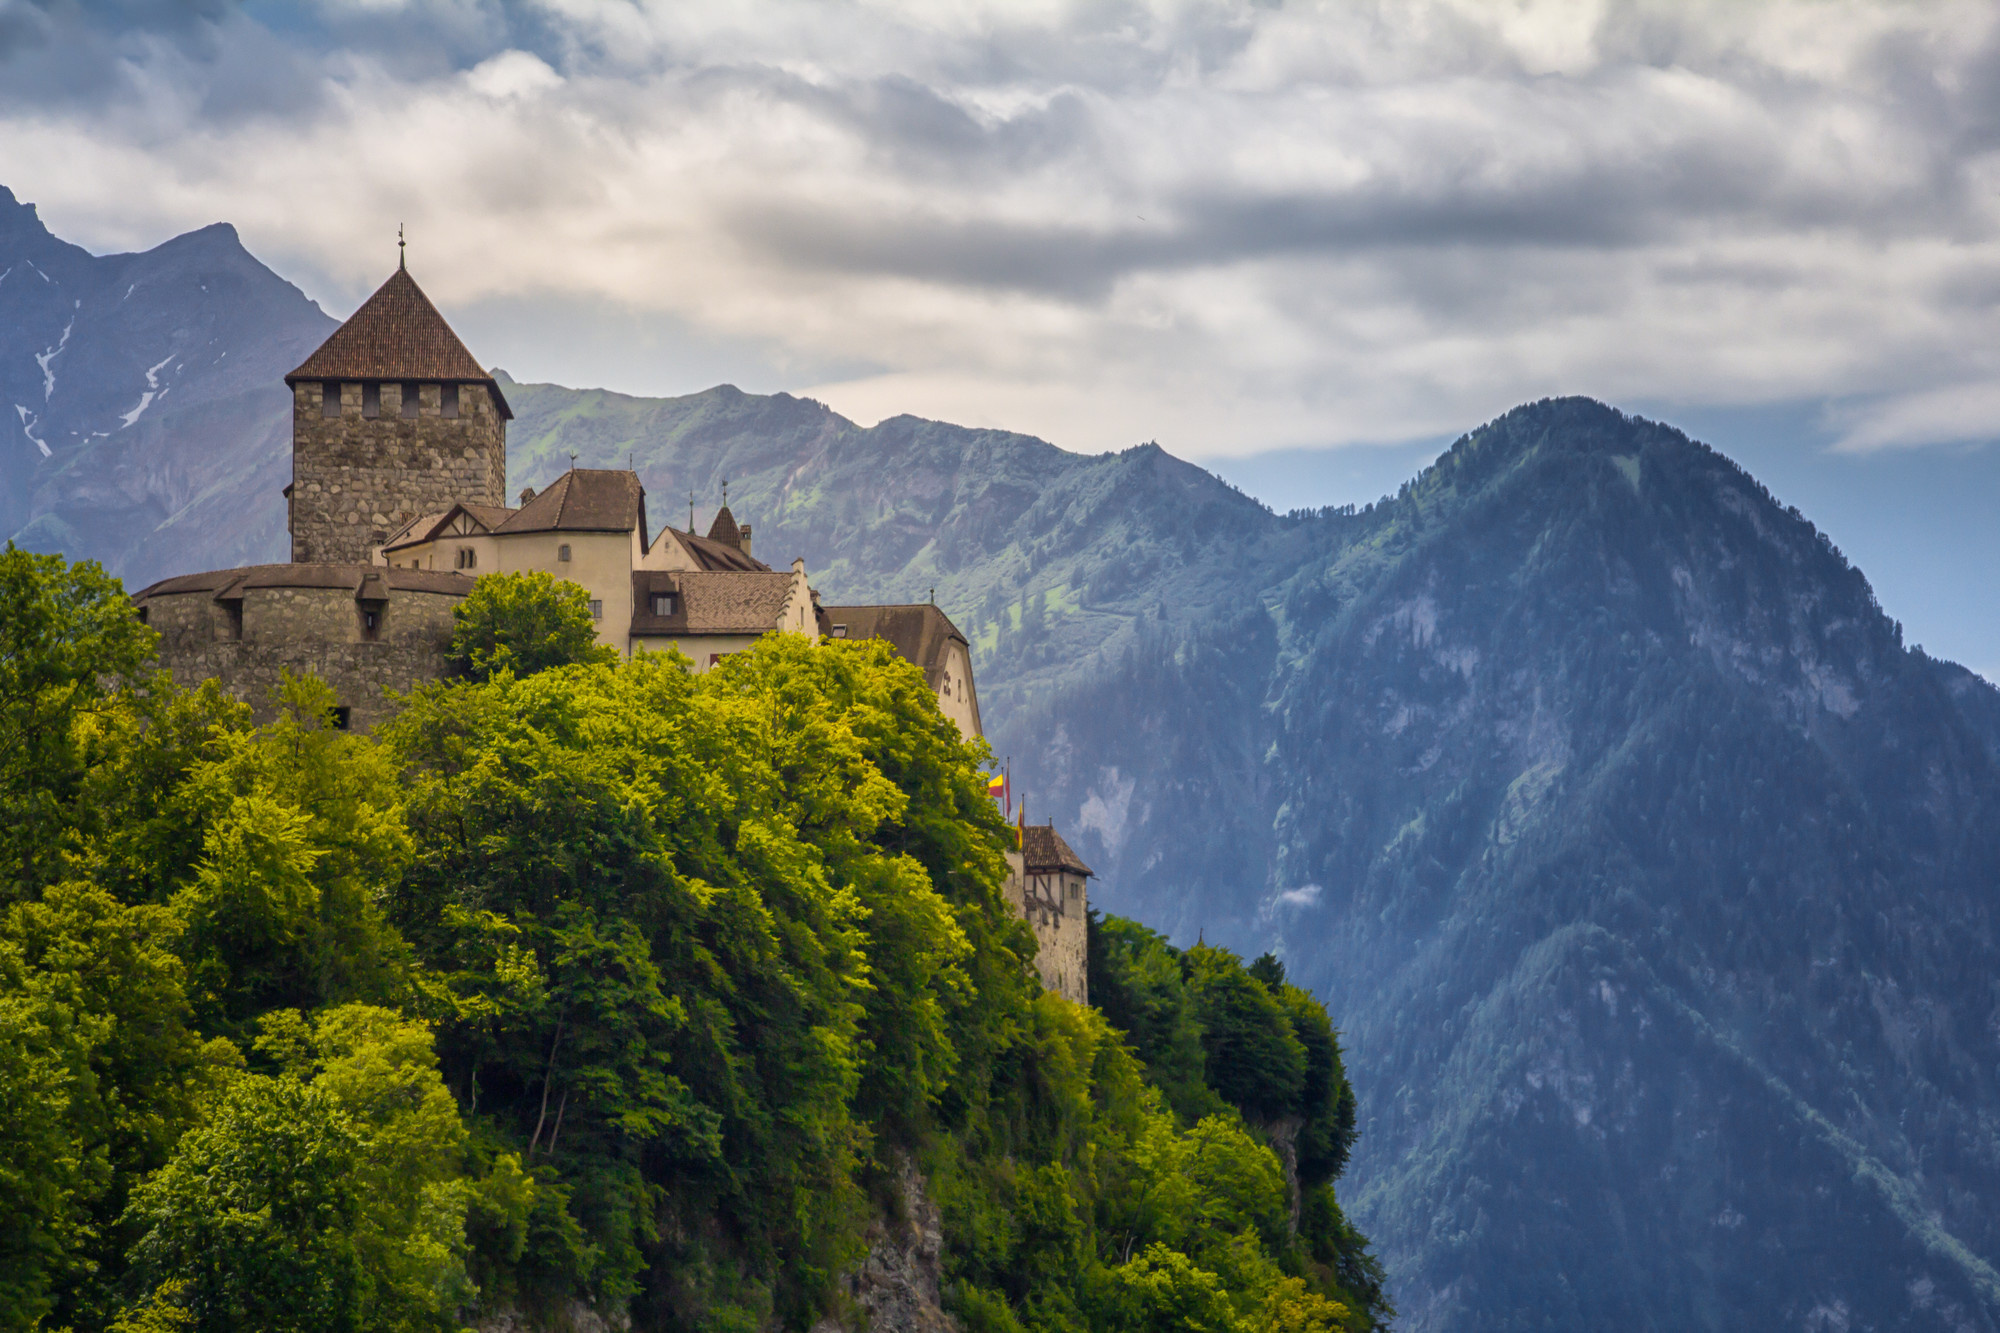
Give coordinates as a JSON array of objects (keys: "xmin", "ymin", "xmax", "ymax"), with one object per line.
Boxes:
[{"xmin": 502, "ymin": 374, "xmax": 1313, "ymax": 729}]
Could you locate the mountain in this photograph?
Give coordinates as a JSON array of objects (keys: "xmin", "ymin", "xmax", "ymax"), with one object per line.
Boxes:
[
  {"xmin": 16, "ymin": 197, "xmax": 2000, "ymax": 1330},
  {"xmin": 1022, "ymin": 401, "xmax": 2000, "ymax": 1331},
  {"xmin": 0, "ymin": 186, "xmax": 333, "ymax": 582}
]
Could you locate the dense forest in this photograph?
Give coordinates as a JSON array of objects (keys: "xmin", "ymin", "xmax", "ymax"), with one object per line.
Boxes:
[{"xmin": 0, "ymin": 551, "xmax": 1385, "ymax": 1333}]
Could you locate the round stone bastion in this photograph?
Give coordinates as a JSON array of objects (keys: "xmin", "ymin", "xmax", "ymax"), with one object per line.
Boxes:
[{"xmin": 132, "ymin": 564, "xmax": 474, "ymax": 732}]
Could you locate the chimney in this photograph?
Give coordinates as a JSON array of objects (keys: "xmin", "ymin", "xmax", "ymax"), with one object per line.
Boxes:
[{"xmin": 739, "ymin": 523, "xmax": 752, "ymax": 558}]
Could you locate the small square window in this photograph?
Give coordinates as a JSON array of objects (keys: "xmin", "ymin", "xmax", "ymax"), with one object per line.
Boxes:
[
  {"xmin": 401, "ymin": 382, "xmax": 419, "ymax": 418},
  {"xmin": 831, "ymin": 624, "xmax": 847, "ymax": 638},
  {"xmin": 589, "ymin": 599, "xmax": 604, "ymax": 621},
  {"xmin": 322, "ymin": 381, "xmax": 342, "ymax": 417},
  {"xmin": 361, "ymin": 382, "xmax": 381, "ymax": 418},
  {"xmin": 650, "ymin": 592, "xmax": 676, "ymax": 616},
  {"xmin": 441, "ymin": 383, "xmax": 460, "ymax": 419}
]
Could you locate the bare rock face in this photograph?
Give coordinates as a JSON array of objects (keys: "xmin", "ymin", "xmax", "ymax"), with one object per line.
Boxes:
[
  {"xmin": 474, "ymin": 1301, "xmax": 627, "ymax": 1333},
  {"xmin": 811, "ymin": 1156, "xmax": 958, "ymax": 1333}
]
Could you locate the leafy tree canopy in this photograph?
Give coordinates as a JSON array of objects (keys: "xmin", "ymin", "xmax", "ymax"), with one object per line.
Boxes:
[
  {"xmin": 446, "ymin": 571, "xmax": 617, "ymax": 681},
  {"xmin": 0, "ymin": 551, "xmax": 1387, "ymax": 1333}
]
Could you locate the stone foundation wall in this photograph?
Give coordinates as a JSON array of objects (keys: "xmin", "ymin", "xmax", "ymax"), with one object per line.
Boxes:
[
  {"xmin": 290, "ymin": 380, "xmax": 507, "ymax": 564},
  {"xmin": 139, "ymin": 569, "xmax": 465, "ymax": 731}
]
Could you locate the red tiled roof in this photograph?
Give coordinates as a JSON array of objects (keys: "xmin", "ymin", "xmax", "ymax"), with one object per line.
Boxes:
[{"xmin": 286, "ymin": 267, "xmax": 510, "ymax": 417}]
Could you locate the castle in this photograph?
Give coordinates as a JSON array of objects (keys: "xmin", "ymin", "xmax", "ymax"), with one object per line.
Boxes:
[{"xmin": 133, "ymin": 259, "xmax": 1088, "ymax": 1002}]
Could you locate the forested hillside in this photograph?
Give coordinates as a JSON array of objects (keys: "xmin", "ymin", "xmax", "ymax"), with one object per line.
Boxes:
[{"xmin": 0, "ymin": 552, "xmax": 1384, "ymax": 1333}]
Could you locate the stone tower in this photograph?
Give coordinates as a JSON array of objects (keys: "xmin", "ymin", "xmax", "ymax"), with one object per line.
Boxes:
[{"xmin": 282, "ymin": 264, "xmax": 511, "ymax": 564}]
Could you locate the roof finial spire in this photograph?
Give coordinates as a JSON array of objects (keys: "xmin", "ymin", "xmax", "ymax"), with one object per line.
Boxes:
[
  {"xmin": 688, "ymin": 490, "xmax": 694, "ymax": 532},
  {"xmin": 721, "ymin": 478, "xmax": 729, "ymax": 508},
  {"xmin": 568, "ymin": 451, "xmax": 577, "ymax": 472},
  {"xmin": 398, "ymin": 223, "xmax": 406, "ymax": 271}
]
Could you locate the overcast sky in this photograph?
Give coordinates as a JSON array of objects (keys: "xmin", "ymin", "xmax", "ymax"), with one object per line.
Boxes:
[{"xmin": 7, "ymin": 0, "xmax": 2000, "ymax": 463}]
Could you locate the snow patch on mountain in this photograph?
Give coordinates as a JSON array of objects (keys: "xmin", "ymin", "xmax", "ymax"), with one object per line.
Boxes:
[
  {"xmin": 120, "ymin": 354, "xmax": 177, "ymax": 428},
  {"xmin": 36, "ymin": 317, "xmax": 73, "ymax": 400}
]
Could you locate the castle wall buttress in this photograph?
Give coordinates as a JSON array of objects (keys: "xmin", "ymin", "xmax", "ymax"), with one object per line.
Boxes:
[{"xmin": 290, "ymin": 381, "xmax": 507, "ymax": 564}]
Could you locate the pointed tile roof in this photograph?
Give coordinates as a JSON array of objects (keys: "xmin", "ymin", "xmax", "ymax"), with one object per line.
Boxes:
[
  {"xmin": 286, "ymin": 266, "xmax": 511, "ymax": 417},
  {"xmin": 1022, "ymin": 824, "xmax": 1093, "ymax": 878},
  {"xmin": 706, "ymin": 505, "xmax": 742, "ymax": 549}
]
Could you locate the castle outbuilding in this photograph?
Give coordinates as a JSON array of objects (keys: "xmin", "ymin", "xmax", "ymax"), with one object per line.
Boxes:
[{"xmin": 1008, "ymin": 822, "xmax": 1091, "ymax": 1004}]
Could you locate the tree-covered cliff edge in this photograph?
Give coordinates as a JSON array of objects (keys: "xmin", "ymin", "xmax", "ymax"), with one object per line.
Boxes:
[{"xmin": 0, "ymin": 551, "xmax": 1386, "ymax": 1333}]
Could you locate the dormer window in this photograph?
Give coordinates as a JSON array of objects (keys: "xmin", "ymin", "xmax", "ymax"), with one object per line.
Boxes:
[
  {"xmin": 650, "ymin": 593, "xmax": 676, "ymax": 616},
  {"xmin": 401, "ymin": 382, "xmax": 420, "ymax": 419},
  {"xmin": 441, "ymin": 383, "xmax": 460, "ymax": 419},
  {"xmin": 322, "ymin": 382, "xmax": 342, "ymax": 417},
  {"xmin": 832, "ymin": 624, "xmax": 847, "ymax": 638}
]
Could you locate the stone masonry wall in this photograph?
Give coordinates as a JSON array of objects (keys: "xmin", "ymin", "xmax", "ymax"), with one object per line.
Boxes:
[
  {"xmin": 1003, "ymin": 853, "xmax": 1088, "ymax": 1004},
  {"xmin": 291, "ymin": 381, "xmax": 506, "ymax": 564},
  {"xmin": 143, "ymin": 582, "xmax": 461, "ymax": 732}
]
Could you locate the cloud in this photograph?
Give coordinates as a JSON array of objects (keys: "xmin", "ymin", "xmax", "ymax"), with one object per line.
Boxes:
[{"xmin": 4, "ymin": 0, "xmax": 2000, "ymax": 456}]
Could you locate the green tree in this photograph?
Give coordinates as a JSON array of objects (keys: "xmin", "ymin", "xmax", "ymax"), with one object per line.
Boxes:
[
  {"xmin": 1183, "ymin": 944, "xmax": 1306, "ymax": 1124},
  {"xmin": 126, "ymin": 1005, "xmax": 502, "ymax": 1333},
  {"xmin": 0, "ymin": 883, "xmax": 218, "ymax": 1332},
  {"xmin": 0, "ymin": 545, "xmax": 155, "ymax": 899},
  {"xmin": 446, "ymin": 572, "xmax": 616, "ymax": 681}
]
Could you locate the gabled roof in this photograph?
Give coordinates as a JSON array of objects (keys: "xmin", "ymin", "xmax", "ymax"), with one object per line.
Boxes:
[
  {"xmin": 653, "ymin": 526, "xmax": 770, "ymax": 572},
  {"xmin": 631, "ymin": 570, "xmax": 800, "ymax": 636},
  {"xmin": 286, "ymin": 266, "xmax": 512, "ymax": 418},
  {"xmin": 819, "ymin": 604, "xmax": 969, "ymax": 688},
  {"xmin": 1022, "ymin": 824, "xmax": 1093, "ymax": 878},
  {"xmin": 380, "ymin": 502, "xmax": 520, "ymax": 554},
  {"xmin": 496, "ymin": 469, "xmax": 643, "ymax": 536}
]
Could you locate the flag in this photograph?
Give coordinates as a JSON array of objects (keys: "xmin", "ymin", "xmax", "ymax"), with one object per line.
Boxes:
[{"xmin": 987, "ymin": 770, "xmax": 1010, "ymax": 815}]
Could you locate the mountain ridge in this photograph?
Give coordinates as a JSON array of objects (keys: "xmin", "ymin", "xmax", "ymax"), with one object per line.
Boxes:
[{"xmin": 11, "ymin": 199, "xmax": 2000, "ymax": 1331}]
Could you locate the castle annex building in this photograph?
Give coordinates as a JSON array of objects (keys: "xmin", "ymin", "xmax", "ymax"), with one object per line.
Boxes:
[{"xmin": 134, "ymin": 259, "xmax": 1085, "ymax": 1002}]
